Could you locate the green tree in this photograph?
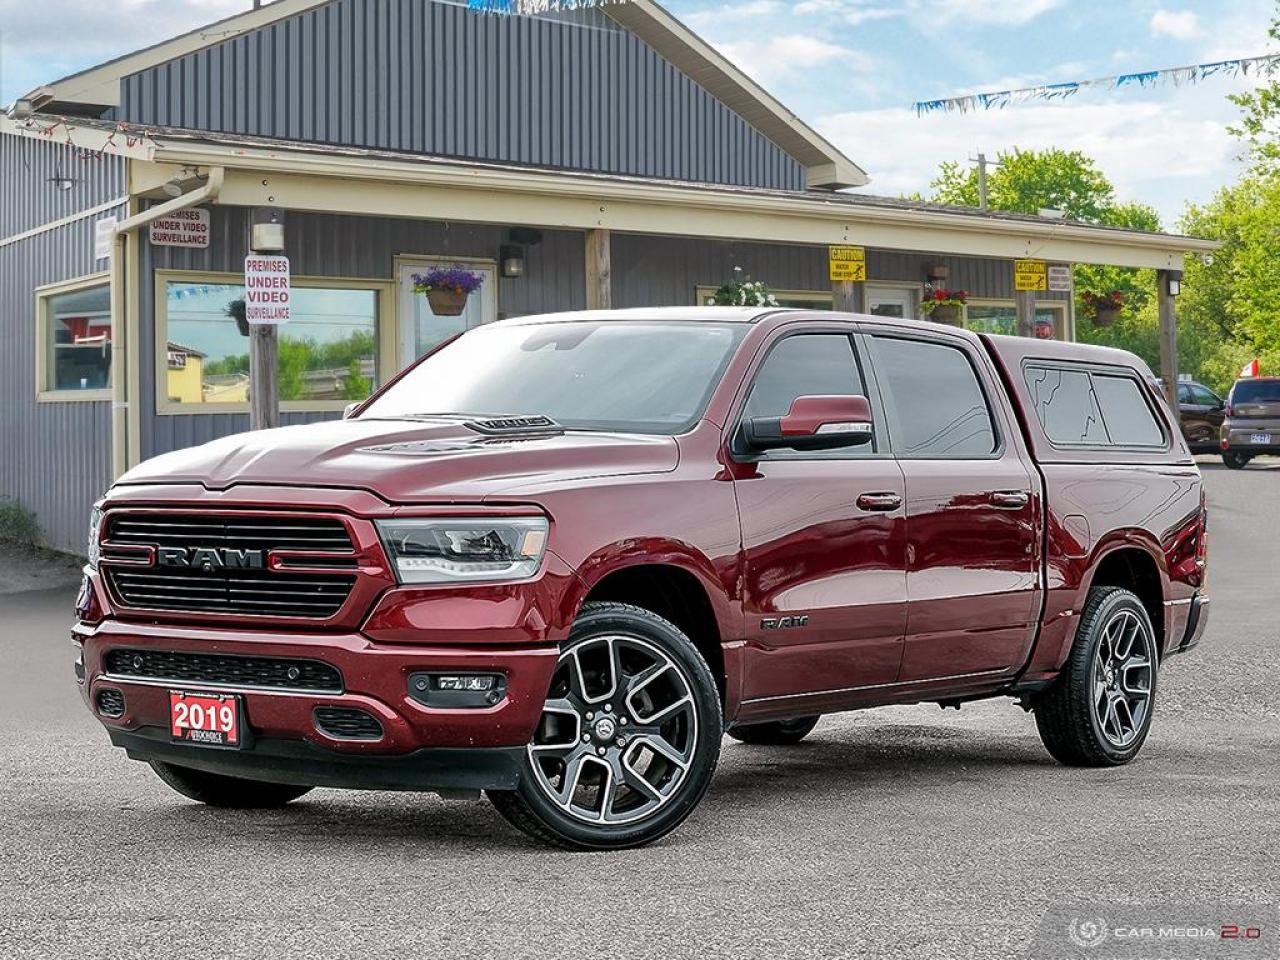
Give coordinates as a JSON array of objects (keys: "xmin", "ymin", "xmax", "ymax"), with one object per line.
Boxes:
[{"xmin": 1227, "ymin": 8, "xmax": 1280, "ymax": 174}]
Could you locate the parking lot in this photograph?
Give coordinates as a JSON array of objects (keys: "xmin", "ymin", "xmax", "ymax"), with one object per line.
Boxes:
[{"xmin": 0, "ymin": 460, "xmax": 1275, "ymax": 960}]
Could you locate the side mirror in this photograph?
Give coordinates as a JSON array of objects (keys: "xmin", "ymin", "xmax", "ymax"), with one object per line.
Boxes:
[
  {"xmin": 343, "ymin": 402, "xmax": 361, "ymax": 420},
  {"xmin": 741, "ymin": 395, "xmax": 874, "ymax": 452}
]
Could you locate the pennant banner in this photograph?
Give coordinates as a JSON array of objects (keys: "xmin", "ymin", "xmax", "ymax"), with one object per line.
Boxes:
[
  {"xmin": 914, "ymin": 54, "xmax": 1280, "ymax": 116},
  {"xmin": 468, "ymin": 0, "xmax": 623, "ymax": 12}
]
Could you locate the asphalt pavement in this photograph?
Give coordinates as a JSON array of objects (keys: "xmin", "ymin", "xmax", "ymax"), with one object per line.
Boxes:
[{"xmin": 1, "ymin": 460, "xmax": 1275, "ymax": 959}]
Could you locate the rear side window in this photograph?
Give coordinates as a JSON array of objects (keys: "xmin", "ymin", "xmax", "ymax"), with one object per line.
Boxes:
[
  {"xmin": 1024, "ymin": 364, "xmax": 1165, "ymax": 448},
  {"xmin": 1230, "ymin": 379, "xmax": 1280, "ymax": 403},
  {"xmin": 871, "ymin": 336, "xmax": 997, "ymax": 457}
]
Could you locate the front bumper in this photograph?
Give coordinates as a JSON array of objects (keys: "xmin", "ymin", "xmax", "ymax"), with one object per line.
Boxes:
[{"xmin": 77, "ymin": 618, "xmax": 559, "ymax": 791}]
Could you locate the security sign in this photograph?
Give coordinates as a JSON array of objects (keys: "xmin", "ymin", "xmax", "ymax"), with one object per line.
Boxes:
[
  {"xmin": 244, "ymin": 254, "xmax": 291, "ymax": 324},
  {"xmin": 1014, "ymin": 259, "xmax": 1048, "ymax": 291},
  {"xmin": 829, "ymin": 245, "xmax": 866, "ymax": 282}
]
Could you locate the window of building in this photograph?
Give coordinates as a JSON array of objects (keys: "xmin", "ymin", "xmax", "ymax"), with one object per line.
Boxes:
[
  {"xmin": 695, "ymin": 286, "xmax": 833, "ymax": 310},
  {"xmin": 965, "ymin": 301, "xmax": 1068, "ymax": 340},
  {"xmin": 1023, "ymin": 365, "xmax": 1165, "ymax": 448},
  {"xmin": 741, "ymin": 333, "xmax": 877, "ymax": 457},
  {"xmin": 158, "ymin": 274, "xmax": 386, "ymax": 411},
  {"xmin": 36, "ymin": 276, "xmax": 112, "ymax": 401},
  {"xmin": 871, "ymin": 336, "xmax": 998, "ymax": 458}
]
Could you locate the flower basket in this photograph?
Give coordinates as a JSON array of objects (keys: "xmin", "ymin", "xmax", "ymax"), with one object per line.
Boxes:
[
  {"xmin": 412, "ymin": 266, "xmax": 486, "ymax": 317},
  {"xmin": 930, "ymin": 303, "xmax": 961, "ymax": 325},
  {"xmin": 920, "ymin": 288, "xmax": 967, "ymax": 325},
  {"xmin": 1092, "ymin": 306, "xmax": 1120, "ymax": 327},
  {"xmin": 225, "ymin": 298, "xmax": 249, "ymax": 337},
  {"xmin": 1083, "ymin": 291, "xmax": 1124, "ymax": 328},
  {"xmin": 426, "ymin": 288, "xmax": 470, "ymax": 316},
  {"xmin": 711, "ymin": 267, "xmax": 779, "ymax": 307}
]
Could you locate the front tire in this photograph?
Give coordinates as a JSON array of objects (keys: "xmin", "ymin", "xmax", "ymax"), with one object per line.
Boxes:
[
  {"xmin": 1034, "ymin": 586, "xmax": 1158, "ymax": 767},
  {"xmin": 1223, "ymin": 451, "xmax": 1251, "ymax": 469},
  {"xmin": 488, "ymin": 602, "xmax": 722, "ymax": 850},
  {"xmin": 148, "ymin": 761, "xmax": 313, "ymax": 808},
  {"xmin": 728, "ymin": 716, "xmax": 820, "ymax": 745}
]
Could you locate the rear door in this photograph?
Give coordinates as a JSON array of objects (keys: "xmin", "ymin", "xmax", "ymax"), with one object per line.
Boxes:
[
  {"xmin": 865, "ymin": 329, "xmax": 1041, "ymax": 683},
  {"xmin": 734, "ymin": 329, "xmax": 908, "ymax": 711}
]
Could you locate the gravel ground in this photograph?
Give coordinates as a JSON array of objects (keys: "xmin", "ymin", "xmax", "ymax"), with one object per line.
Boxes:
[{"xmin": 0, "ymin": 461, "xmax": 1275, "ymax": 959}]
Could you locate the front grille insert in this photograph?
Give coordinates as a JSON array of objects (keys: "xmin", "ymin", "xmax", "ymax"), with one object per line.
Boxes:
[
  {"xmin": 105, "ymin": 648, "xmax": 344, "ymax": 693},
  {"xmin": 96, "ymin": 688, "xmax": 125, "ymax": 718},
  {"xmin": 102, "ymin": 512, "xmax": 358, "ymax": 619},
  {"xmin": 314, "ymin": 707, "xmax": 384, "ymax": 740}
]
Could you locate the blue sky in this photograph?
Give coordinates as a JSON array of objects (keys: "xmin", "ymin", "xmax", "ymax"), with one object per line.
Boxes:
[{"xmin": 0, "ymin": 0, "xmax": 1273, "ymax": 225}]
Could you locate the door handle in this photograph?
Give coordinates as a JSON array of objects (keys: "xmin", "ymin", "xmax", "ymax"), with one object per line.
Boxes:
[
  {"xmin": 856, "ymin": 492, "xmax": 902, "ymax": 512},
  {"xmin": 990, "ymin": 490, "xmax": 1030, "ymax": 509}
]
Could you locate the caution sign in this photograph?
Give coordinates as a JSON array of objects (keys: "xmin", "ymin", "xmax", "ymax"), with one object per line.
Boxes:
[
  {"xmin": 829, "ymin": 245, "xmax": 866, "ymax": 282},
  {"xmin": 1014, "ymin": 259, "xmax": 1048, "ymax": 291}
]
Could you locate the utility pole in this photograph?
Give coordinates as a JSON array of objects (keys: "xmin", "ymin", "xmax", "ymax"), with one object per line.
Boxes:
[
  {"xmin": 973, "ymin": 152, "xmax": 990, "ymax": 210},
  {"xmin": 246, "ymin": 213, "xmax": 288, "ymax": 431}
]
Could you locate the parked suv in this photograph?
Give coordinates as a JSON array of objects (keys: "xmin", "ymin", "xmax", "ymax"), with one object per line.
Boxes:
[
  {"xmin": 1176, "ymin": 380, "xmax": 1226, "ymax": 453},
  {"xmin": 76, "ymin": 308, "xmax": 1208, "ymax": 849},
  {"xmin": 1220, "ymin": 376, "xmax": 1280, "ymax": 469}
]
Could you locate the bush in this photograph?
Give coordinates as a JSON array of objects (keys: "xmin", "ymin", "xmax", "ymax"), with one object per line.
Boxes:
[{"xmin": 0, "ymin": 497, "xmax": 41, "ymax": 546}]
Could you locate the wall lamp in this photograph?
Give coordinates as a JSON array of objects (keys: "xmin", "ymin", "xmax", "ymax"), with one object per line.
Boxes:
[
  {"xmin": 162, "ymin": 167, "xmax": 207, "ymax": 198},
  {"xmin": 500, "ymin": 244, "xmax": 526, "ymax": 278}
]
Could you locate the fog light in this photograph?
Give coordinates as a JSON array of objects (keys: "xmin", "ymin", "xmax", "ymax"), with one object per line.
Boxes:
[{"xmin": 409, "ymin": 672, "xmax": 506, "ymax": 708}]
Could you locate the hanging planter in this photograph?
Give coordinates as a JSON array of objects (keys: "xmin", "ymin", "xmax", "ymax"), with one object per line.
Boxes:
[
  {"xmin": 1083, "ymin": 290, "xmax": 1124, "ymax": 327},
  {"xmin": 412, "ymin": 266, "xmax": 486, "ymax": 317},
  {"xmin": 710, "ymin": 266, "xmax": 780, "ymax": 307},
  {"xmin": 225, "ymin": 298, "xmax": 249, "ymax": 337},
  {"xmin": 920, "ymin": 288, "xmax": 967, "ymax": 325}
]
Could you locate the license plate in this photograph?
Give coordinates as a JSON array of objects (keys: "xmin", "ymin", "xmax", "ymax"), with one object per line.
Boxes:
[
  {"xmin": 1250, "ymin": 433, "xmax": 1271, "ymax": 445},
  {"xmin": 170, "ymin": 690, "xmax": 241, "ymax": 747}
]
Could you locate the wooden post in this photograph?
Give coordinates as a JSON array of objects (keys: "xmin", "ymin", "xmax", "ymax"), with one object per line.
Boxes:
[
  {"xmin": 248, "ymin": 322, "xmax": 280, "ymax": 430},
  {"xmin": 585, "ymin": 229, "xmax": 611, "ymax": 310},
  {"xmin": 1015, "ymin": 289, "xmax": 1037, "ymax": 338},
  {"xmin": 1157, "ymin": 269, "xmax": 1180, "ymax": 411},
  {"xmin": 832, "ymin": 280, "xmax": 864, "ymax": 313}
]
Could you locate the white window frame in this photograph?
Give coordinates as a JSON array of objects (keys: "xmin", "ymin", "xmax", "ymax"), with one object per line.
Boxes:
[
  {"xmin": 964, "ymin": 298, "xmax": 1070, "ymax": 341},
  {"xmin": 394, "ymin": 255, "xmax": 499, "ymax": 367},
  {"xmin": 35, "ymin": 272, "xmax": 113, "ymax": 403},
  {"xmin": 154, "ymin": 269, "xmax": 396, "ymax": 415}
]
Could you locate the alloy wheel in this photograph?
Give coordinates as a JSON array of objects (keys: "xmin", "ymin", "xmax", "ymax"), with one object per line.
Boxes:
[
  {"xmin": 527, "ymin": 634, "xmax": 699, "ymax": 826},
  {"xmin": 1089, "ymin": 609, "xmax": 1154, "ymax": 748}
]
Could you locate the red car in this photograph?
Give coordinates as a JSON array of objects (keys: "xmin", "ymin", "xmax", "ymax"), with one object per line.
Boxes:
[{"xmin": 76, "ymin": 308, "xmax": 1208, "ymax": 849}]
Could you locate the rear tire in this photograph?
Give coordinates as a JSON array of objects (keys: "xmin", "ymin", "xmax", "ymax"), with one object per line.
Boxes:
[
  {"xmin": 1223, "ymin": 451, "xmax": 1251, "ymax": 469},
  {"xmin": 149, "ymin": 761, "xmax": 313, "ymax": 808},
  {"xmin": 1033, "ymin": 586, "xmax": 1158, "ymax": 767},
  {"xmin": 488, "ymin": 602, "xmax": 722, "ymax": 851},
  {"xmin": 728, "ymin": 716, "xmax": 820, "ymax": 745}
]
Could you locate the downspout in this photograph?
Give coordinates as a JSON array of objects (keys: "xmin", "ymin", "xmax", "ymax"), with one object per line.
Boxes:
[{"xmin": 110, "ymin": 166, "xmax": 225, "ymax": 478}]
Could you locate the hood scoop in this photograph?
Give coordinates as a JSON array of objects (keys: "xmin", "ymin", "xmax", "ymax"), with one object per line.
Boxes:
[{"xmin": 464, "ymin": 415, "xmax": 565, "ymax": 437}]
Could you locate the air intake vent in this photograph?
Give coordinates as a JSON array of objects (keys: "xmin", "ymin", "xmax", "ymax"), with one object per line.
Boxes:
[
  {"xmin": 96, "ymin": 688, "xmax": 125, "ymax": 718},
  {"xmin": 106, "ymin": 649, "xmax": 343, "ymax": 693},
  {"xmin": 314, "ymin": 707, "xmax": 384, "ymax": 741}
]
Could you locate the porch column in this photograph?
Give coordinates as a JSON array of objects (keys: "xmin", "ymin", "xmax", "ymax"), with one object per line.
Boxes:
[
  {"xmin": 585, "ymin": 229, "xmax": 612, "ymax": 310},
  {"xmin": 1015, "ymin": 289, "xmax": 1036, "ymax": 338},
  {"xmin": 1157, "ymin": 269, "xmax": 1181, "ymax": 411},
  {"xmin": 832, "ymin": 280, "xmax": 864, "ymax": 313}
]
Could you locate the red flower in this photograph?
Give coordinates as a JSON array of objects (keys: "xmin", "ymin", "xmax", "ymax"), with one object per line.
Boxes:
[{"xmin": 934, "ymin": 290, "xmax": 946, "ymax": 301}]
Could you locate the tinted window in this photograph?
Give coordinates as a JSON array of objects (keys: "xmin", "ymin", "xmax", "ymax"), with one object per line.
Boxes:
[
  {"xmin": 1189, "ymin": 385, "xmax": 1221, "ymax": 406},
  {"xmin": 1177, "ymin": 384, "xmax": 1192, "ymax": 404},
  {"xmin": 873, "ymin": 337, "xmax": 997, "ymax": 457},
  {"xmin": 1092, "ymin": 375, "xmax": 1164, "ymax": 446},
  {"xmin": 1024, "ymin": 367, "xmax": 1108, "ymax": 445},
  {"xmin": 1231, "ymin": 379, "xmax": 1280, "ymax": 403}
]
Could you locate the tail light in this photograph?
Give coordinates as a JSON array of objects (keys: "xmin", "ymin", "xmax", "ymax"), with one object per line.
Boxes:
[
  {"xmin": 1196, "ymin": 494, "xmax": 1208, "ymax": 565},
  {"xmin": 1223, "ymin": 403, "xmax": 1234, "ymax": 417}
]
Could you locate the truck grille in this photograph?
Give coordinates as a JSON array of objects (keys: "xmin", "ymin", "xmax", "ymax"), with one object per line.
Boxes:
[
  {"xmin": 102, "ymin": 512, "xmax": 358, "ymax": 619},
  {"xmin": 105, "ymin": 648, "xmax": 344, "ymax": 693},
  {"xmin": 314, "ymin": 706, "xmax": 384, "ymax": 740}
]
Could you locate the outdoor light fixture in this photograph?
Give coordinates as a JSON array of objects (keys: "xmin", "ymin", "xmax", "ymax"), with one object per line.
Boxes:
[
  {"xmin": 162, "ymin": 167, "xmax": 206, "ymax": 198},
  {"xmin": 926, "ymin": 263, "xmax": 949, "ymax": 282},
  {"xmin": 500, "ymin": 244, "xmax": 525, "ymax": 278},
  {"xmin": 251, "ymin": 219, "xmax": 286, "ymax": 253},
  {"xmin": 48, "ymin": 170, "xmax": 75, "ymax": 192}
]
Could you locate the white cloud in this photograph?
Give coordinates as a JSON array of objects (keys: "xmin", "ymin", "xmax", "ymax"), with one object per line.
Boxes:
[
  {"xmin": 791, "ymin": 0, "xmax": 903, "ymax": 25},
  {"xmin": 1150, "ymin": 9, "xmax": 1202, "ymax": 39},
  {"xmin": 816, "ymin": 96, "xmax": 1244, "ymax": 224},
  {"xmin": 717, "ymin": 35, "xmax": 868, "ymax": 84},
  {"xmin": 683, "ymin": 0, "xmax": 782, "ymax": 29},
  {"xmin": 925, "ymin": 0, "xmax": 1064, "ymax": 25}
]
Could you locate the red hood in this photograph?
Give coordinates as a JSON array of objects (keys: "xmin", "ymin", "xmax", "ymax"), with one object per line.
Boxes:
[{"xmin": 115, "ymin": 417, "xmax": 680, "ymax": 503}]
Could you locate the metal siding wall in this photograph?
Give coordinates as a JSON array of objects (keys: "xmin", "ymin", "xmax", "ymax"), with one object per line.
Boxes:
[
  {"xmin": 0, "ymin": 136, "xmax": 123, "ymax": 553},
  {"xmin": 117, "ymin": 0, "xmax": 805, "ymax": 190},
  {"xmin": 138, "ymin": 206, "xmax": 585, "ymax": 462}
]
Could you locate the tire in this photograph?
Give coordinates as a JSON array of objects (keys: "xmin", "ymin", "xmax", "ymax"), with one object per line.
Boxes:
[
  {"xmin": 728, "ymin": 715, "xmax": 820, "ymax": 745},
  {"xmin": 1223, "ymin": 451, "xmax": 1251, "ymax": 469},
  {"xmin": 148, "ymin": 760, "xmax": 313, "ymax": 808},
  {"xmin": 1034, "ymin": 586, "xmax": 1159, "ymax": 767},
  {"xmin": 487, "ymin": 602, "xmax": 723, "ymax": 851}
]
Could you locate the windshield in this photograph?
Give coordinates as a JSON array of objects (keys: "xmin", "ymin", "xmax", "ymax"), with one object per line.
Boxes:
[
  {"xmin": 1231, "ymin": 379, "xmax": 1280, "ymax": 403},
  {"xmin": 362, "ymin": 320, "xmax": 748, "ymax": 434}
]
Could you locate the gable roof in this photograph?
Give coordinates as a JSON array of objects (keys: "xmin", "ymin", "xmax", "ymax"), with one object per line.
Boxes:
[{"xmin": 18, "ymin": 0, "xmax": 868, "ymax": 190}]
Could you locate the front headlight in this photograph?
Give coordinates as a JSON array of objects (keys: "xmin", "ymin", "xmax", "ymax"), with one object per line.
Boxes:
[
  {"xmin": 87, "ymin": 505, "xmax": 104, "ymax": 570},
  {"xmin": 376, "ymin": 517, "xmax": 549, "ymax": 584}
]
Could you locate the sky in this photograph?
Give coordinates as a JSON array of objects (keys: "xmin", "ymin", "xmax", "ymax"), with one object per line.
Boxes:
[{"xmin": 0, "ymin": 0, "xmax": 1274, "ymax": 227}]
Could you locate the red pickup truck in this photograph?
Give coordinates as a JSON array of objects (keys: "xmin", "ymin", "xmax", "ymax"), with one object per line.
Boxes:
[{"xmin": 76, "ymin": 308, "xmax": 1208, "ymax": 850}]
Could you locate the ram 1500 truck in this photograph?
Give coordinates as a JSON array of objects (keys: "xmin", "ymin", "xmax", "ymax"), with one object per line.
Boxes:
[{"xmin": 76, "ymin": 308, "xmax": 1209, "ymax": 849}]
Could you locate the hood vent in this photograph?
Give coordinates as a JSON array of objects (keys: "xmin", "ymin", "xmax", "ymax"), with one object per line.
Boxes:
[{"xmin": 465, "ymin": 415, "xmax": 564, "ymax": 437}]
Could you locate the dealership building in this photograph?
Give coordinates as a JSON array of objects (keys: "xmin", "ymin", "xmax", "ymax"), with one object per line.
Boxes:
[{"xmin": 0, "ymin": 0, "xmax": 1214, "ymax": 553}]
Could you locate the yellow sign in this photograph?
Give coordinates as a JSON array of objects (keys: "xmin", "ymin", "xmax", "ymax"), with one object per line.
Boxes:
[
  {"xmin": 1014, "ymin": 259, "xmax": 1048, "ymax": 291},
  {"xmin": 829, "ymin": 245, "xmax": 866, "ymax": 282}
]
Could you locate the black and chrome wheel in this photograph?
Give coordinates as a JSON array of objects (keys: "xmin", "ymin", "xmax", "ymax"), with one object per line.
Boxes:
[
  {"xmin": 488, "ymin": 602, "xmax": 722, "ymax": 850},
  {"xmin": 728, "ymin": 715, "xmax": 820, "ymax": 745},
  {"xmin": 1222, "ymin": 451, "xmax": 1251, "ymax": 470},
  {"xmin": 148, "ymin": 761, "xmax": 313, "ymax": 808},
  {"xmin": 1034, "ymin": 586, "xmax": 1158, "ymax": 767}
]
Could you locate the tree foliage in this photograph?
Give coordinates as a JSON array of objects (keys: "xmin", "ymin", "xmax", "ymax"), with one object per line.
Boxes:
[{"xmin": 1227, "ymin": 11, "xmax": 1280, "ymax": 174}]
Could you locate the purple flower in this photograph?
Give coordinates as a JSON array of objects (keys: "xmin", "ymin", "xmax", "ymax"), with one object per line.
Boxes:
[{"xmin": 411, "ymin": 266, "xmax": 486, "ymax": 295}]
